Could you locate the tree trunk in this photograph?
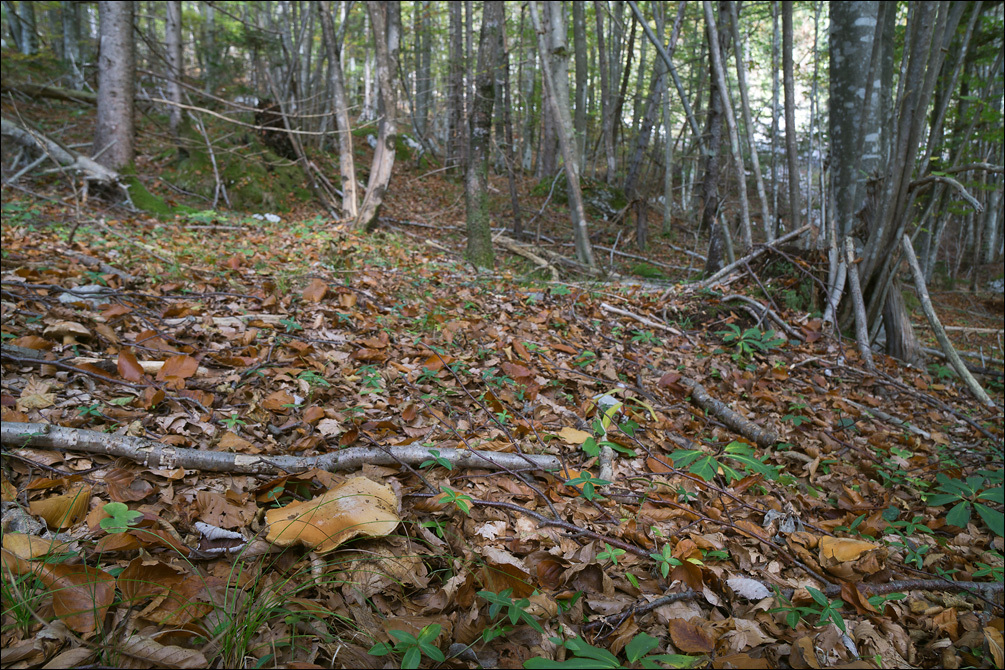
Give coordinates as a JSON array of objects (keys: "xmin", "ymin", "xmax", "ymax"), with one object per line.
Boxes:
[
  {"xmin": 465, "ymin": 0, "xmax": 503, "ymax": 268},
  {"xmin": 447, "ymin": 2, "xmax": 464, "ymax": 168},
  {"xmin": 770, "ymin": 0, "xmax": 780, "ymax": 237},
  {"xmin": 593, "ymin": 0, "xmax": 616, "ymax": 184},
  {"xmin": 727, "ymin": 0, "xmax": 771, "ymax": 243},
  {"xmin": 703, "ymin": 1, "xmax": 752, "ymax": 250},
  {"xmin": 318, "ymin": 0, "xmax": 358, "ymax": 219},
  {"xmin": 624, "ymin": 4, "xmax": 667, "ymax": 208},
  {"xmin": 93, "ymin": 0, "xmax": 135, "ymax": 171},
  {"xmin": 17, "ymin": 0, "xmax": 37, "ymax": 55},
  {"xmin": 529, "ymin": 1, "xmax": 596, "ymax": 269},
  {"xmin": 61, "ymin": 2, "xmax": 84, "ymax": 90},
  {"xmin": 165, "ymin": 1, "xmax": 183, "ymax": 141},
  {"xmin": 355, "ymin": 1, "xmax": 398, "ymax": 230},
  {"xmin": 782, "ymin": 0, "xmax": 801, "ymax": 231},
  {"xmin": 499, "ymin": 24, "xmax": 523, "ymax": 237},
  {"xmin": 572, "ymin": 1, "xmax": 588, "ymax": 164}
]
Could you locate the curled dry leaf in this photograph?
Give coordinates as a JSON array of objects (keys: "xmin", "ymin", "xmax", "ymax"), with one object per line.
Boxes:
[
  {"xmin": 265, "ymin": 477, "xmax": 400, "ymax": 553},
  {"xmin": 29, "ymin": 484, "xmax": 91, "ymax": 529}
]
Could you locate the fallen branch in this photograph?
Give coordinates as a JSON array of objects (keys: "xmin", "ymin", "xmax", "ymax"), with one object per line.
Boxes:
[
  {"xmin": 1, "ymin": 116, "xmax": 129, "ymax": 200},
  {"xmin": 901, "ymin": 235, "xmax": 995, "ymax": 408},
  {"xmin": 679, "ymin": 377, "xmax": 779, "ymax": 446},
  {"xmin": 599, "ymin": 302, "xmax": 693, "ymax": 345},
  {"xmin": 666, "ymin": 224, "xmax": 811, "ymax": 298},
  {"xmin": 494, "ymin": 234, "xmax": 560, "ymax": 280},
  {"xmin": 1, "ymin": 422, "xmax": 562, "ymax": 474}
]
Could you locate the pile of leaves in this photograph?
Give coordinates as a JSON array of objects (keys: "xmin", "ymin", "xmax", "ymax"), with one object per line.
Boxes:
[{"xmin": 1, "ymin": 198, "xmax": 1003, "ymax": 669}]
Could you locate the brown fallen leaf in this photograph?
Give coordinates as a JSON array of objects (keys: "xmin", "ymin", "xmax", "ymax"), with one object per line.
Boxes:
[{"xmin": 668, "ymin": 617, "xmax": 714, "ymax": 654}]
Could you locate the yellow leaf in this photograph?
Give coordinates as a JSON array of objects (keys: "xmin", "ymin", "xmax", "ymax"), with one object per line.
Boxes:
[
  {"xmin": 556, "ymin": 427, "xmax": 592, "ymax": 444},
  {"xmin": 819, "ymin": 536, "xmax": 877, "ymax": 562}
]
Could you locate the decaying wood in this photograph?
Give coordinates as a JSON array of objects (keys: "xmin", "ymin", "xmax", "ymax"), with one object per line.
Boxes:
[
  {"xmin": 678, "ymin": 377, "xmax": 779, "ymax": 446},
  {"xmin": 0, "ymin": 82, "xmax": 98, "ymax": 105},
  {"xmin": 1, "ymin": 422, "xmax": 562, "ymax": 474}
]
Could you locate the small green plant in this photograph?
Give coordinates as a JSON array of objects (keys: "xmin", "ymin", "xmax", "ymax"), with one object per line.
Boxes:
[
  {"xmin": 565, "ymin": 471, "xmax": 610, "ymax": 501},
  {"xmin": 439, "ymin": 486, "xmax": 473, "ymax": 514},
  {"xmin": 716, "ymin": 325, "xmax": 786, "ymax": 361},
  {"xmin": 597, "ymin": 542, "xmax": 626, "ymax": 566},
  {"xmin": 550, "ymin": 285, "xmax": 572, "ymax": 296},
  {"xmin": 298, "ymin": 370, "xmax": 330, "ymax": 388},
  {"xmin": 221, "ymin": 413, "xmax": 246, "ymax": 430},
  {"xmin": 923, "ymin": 472, "xmax": 1004, "ymax": 536},
  {"xmin": 369, "ymin": 623, "xmax": 445, "ymax": 669},
  {"xmin": 669, "ymin": 441, "xmax": 778, "ymax": 483},
  {"xmin": 649, "ymin": 544, "xmax": 686, "ymax": 578},
  {"xmin": 928, "ymin": 363, "xmax": 956, "ymax": 380},
  {"xmin": 630, "ymin": 330, "xmax": 660, "ymax": 345},
  {"xmin": 279, "ymin": 317, "xmax": 303, "ymax": 333},
  {"xmin": 573, "ymin": 351, "xmax": 597, "ymax": 368},
  {"xmin": 79, "ymin": 403, "xmax": 103, "ymax": 419},
  {"xmin": 769, "ymin": 586, "xmax": 846, "ymax": 633},
  {"xmin": 782, "ymin": 401, "xmax": 810, "ymax": 427},
  {"xmin": 479, "ymin": 589, "xmax": 544, "ymax": 634},
  {"xmin": 973, "ymin": 551, "xmax": 1004, "ymax": 581},
  {"xmin": 358, "ymin": 364, "xmax": 385, "ymax": 395},
  {"xmin": 100, "ymin": 502, "xmax": 143, "ymax": 533},
  {"xmin": 420, "ymin": 449, "xmax": 453, "ymax": 471},
  {"xmin": 525, "ymin": 633, "xmax": 700, "ymax": 669}
]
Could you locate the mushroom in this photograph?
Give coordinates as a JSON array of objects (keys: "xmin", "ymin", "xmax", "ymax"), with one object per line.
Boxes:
[
  {"xmin": 264, "ymin": 477, "xmax": 400, "ymax": 554},
  {"xmin": 43, "ymin": 321, "xmax": 91, "ymax": 347}
]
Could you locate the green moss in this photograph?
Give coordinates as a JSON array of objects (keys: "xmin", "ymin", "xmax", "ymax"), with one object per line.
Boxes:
[{"xmin": 630, "ymin": 262, "xmax": 667, "ymax": 280}]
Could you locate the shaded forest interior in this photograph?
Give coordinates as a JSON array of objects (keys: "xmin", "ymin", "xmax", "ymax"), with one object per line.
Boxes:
[{"xmin": 1, "ymin": 2, "xmax": 1004, "ymax": 669}]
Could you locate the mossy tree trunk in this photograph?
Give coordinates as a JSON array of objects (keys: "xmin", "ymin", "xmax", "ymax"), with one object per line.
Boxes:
[{"xmin": 465, "ymin": 1, "xmax": 503, "ymax": 268}]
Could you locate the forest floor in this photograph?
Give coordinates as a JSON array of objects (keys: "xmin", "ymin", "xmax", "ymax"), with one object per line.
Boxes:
[{"xmin": 2, "ymin": 96, "xmax": 1005, "ymax": 669}]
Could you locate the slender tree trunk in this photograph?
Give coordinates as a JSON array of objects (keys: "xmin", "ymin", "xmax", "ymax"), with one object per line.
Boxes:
[
  {"xmin": 593, "ymin": 0, "xmax": 616, "ymax": 184},
  {"xmin": 165, "ymin": 2, "xmax": 183, "ymax": 141},
  {"xmin": 93, "ymin": 1, "xmax": 135, "ymax": 171},
  {"xmin": 771, "ymin": 0, "xmax": 780, "ymax": 236},
  {"xmin": 572, "ymin": 1, "xmax": 588, "ymax": 165},
  {"xmin": 448, "ymin": 2, "xmax": 464, "ymax": 168},
  {"xmin": 704, "ymin": 0, "xmax": 752, "ymax": 250},
  {"xmin": 465, "ymin": 0, "xmax": 503, "ymax": 268},
  {"xmin": 500, "ymin": 26, "xmax": 523, "ymax": 237},
  {"xmin": 529, "ymin": 1, "xmax": 596, "ymax": 269},
  {"xmin": 355, "ymin": 1, "xmax": 398, "ymax": 230},
  {"xmin": 782, "ymin": 0, "xmax": 801, "ymax": 231},
  {"xmin": 318, "ymin": 0, "xmax": 358, "ymax": 219},
  {"xmin": 61, "ymin": 2, "xmax": 84, "ymax": 89},
  {"xmin": 728, "ymin": 0, "xmax": 771, "ymax": 243},
  {"xmin": 17, "ymin": 0, "xmax": 37, "ymax": 55}
]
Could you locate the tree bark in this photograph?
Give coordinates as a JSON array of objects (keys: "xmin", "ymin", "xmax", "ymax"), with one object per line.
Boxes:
[
  {"xmin": 447, "ymin": 1, "xmax": 465, "ymax": 168},
  {"xmin": 529, "ymin": 1, "xmax": 596, "ymax": 269},
  {"xmin": 355, "ymin": 1, "xmax": 398, "ymax": 230},
  {"xmin": 727, "ymin": 1, "xmax": 771, "ymax": 243},
  {"xmin": 782, "ymin": 0, "xmax": 801, "ymax": 231},
  {"xmin": 318, "ymin": 0, "xmax": 358, "ymax": 219},
  {"xmin": 572, "ymin": 0, "xmax": 588, "ymax": 164},
  {"xmin": 465, "ymin": 0, "xmax": 502, "ymax": 268},
  {"xmin": 593, "ymin": 0, "xmax": 616, "ymax": 184},
  {"xmin": 165, "ymin": 1, "xmax": 183, "ymax": 141},
  {"xmin": 61, "ymin": 2, "xmax": 84, "ymax": 90},
  {"xmin": 703, "ymin": 0, "xmax": 752, "ymax": 251},
  {"xmin": 93, "ymin": 1, "xmax": 135, "ymax": 171}
]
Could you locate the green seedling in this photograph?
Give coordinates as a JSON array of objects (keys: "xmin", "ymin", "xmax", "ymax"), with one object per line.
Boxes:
[
  {"xmin": 420, "ymin": 449, "xmax": 453, "ymax": 471},
  {"xmin": 100, "ymin": 502, "xmax": 143, "ymax": 534},
  {"xmin": 369, "ymin": 623, "xmax": 445, "ymax": 669},
  {"xmin": 597, "ymin": 543, "xmax": 626, "ymax": 566},
  {"xmin": 565, "ymin": 471, "xmax": 610, "ymax": 501},
  {"xmin": 769, "ymin": 585, "xmax": 846, "ymax": 633},
  {"xmin": 439, "ymin": 486, "xmax": 473, "ymax": 514}
]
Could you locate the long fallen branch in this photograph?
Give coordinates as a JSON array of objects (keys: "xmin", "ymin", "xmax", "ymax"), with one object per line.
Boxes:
[
  {"xmin": 679, "ymin": 377, "xmax": 779, "ymax": 446},
  {"xmin": 1, "ymin": 423, "xmax": 562, "ymax": 474},
  {"xmin": 901, "ymin": 235, "xmax": 995, "ymax": 408}
]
